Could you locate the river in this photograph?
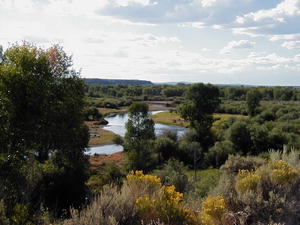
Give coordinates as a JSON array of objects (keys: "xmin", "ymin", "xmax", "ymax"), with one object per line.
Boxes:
[{"xmin": 86, "ymin": 111, "xmax": 187, "ymax": 155}]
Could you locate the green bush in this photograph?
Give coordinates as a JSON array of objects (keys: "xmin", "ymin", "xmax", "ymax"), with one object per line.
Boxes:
[
  {"xmin": 154, "ymin": 159, "xmax": 189, "ymax": 193},
  {"xmin": 87, "ymin": 163, "xmax": 124, "ymax": 194},
  {"xmin": 205, "ymin": 141, "xmax": 235, "ymax": 168},
  {"xmin": 154, "ymin": 138, "xmax": 178, "ymax": 163},
  {"xmin": 212, "ymin": 151, "xmax": 300, "ymax": 225}
]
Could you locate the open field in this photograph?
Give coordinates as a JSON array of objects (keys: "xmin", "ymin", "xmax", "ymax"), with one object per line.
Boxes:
[
  {"xmin": 152, "ymin": 111, "xmax": 189, "ymax": 127},
  {"xmin": 152, "ymin": 111, "xmax": 248, "ymax": 127}
]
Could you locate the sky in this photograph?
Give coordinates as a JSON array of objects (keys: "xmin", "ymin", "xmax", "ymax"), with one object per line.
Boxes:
[{"xmin": 0, "ymin": 0, "xmax": 300, "ymax": 85}]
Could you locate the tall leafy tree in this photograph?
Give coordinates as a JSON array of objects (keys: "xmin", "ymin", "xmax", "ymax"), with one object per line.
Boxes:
[
  {"xmin": 178, "ymin": 83, "xmax": 220, "ymax": 151},
  {"xmin": 246, "ymin": 89, "xmax": 262, "ymax": 116},
  {"xmin": 124, "ymin": 102, "xmax": 156, "ymax": 171},
  {"xmin": 0, "ymin": 43, "xmax": 89, "ymax": 218}
]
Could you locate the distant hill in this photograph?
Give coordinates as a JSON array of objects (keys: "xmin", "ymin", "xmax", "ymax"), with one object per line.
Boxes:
[{"xmin": 84, "ymin": 78, "xmax": 153, "ymax": 85}]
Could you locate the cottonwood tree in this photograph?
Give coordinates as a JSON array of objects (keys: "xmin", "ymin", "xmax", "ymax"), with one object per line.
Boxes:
[
  {"xmin": 178, "ymin": 83, "xmax": 220, "ymax": 151},
  {"xmin": 124, "ymin": 102, "xmax": 156, "ymax": 171},
  {"xmin": 0, "ymin": 43, "xmax": 89, "ymax": 219},
  {"xmin": 246, "ymin": 89, "xmax": 262, "ymax": 116}
]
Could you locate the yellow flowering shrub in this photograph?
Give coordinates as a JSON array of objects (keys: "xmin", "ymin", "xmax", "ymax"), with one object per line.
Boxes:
[
  {"xmin": 127, "ymin": 170, "xmax": 161, "ymax": 187},
  {"xmin": 133, "ymin": 171, "xmax": 196, "ymax": 225},
  {"xmin": 269, "ymin": 160, "xmax": 298, "ymax": 185},
  {"xmin": 200, "ymin": 196, "xmax": 227, "ymax": 225},
  {"xmin": 235, "ymin": 170, "xmax": 261, "ymax": 193},
  {"xmin": 163, "ymin": 185, "xmax": 184, "ymax": 205},
  {"xmin": 126, "ymin": 170, "xmax": 162, "ymax": 197}
]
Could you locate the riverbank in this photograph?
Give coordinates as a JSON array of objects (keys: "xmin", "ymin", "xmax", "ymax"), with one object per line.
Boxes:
[
  {"xmin": 86, "ymin": 121, "xmax": 118, "ymax": 146},
  {"xmin": 89, "ymin": 102, "xmax": 175, "ymax": 146},
  {"xmin": 98, "ymin": 101, "xmax": 174, "ymax": 116},
  {"xmin": 98, "ymin": 107, "xmax": 128, "ymax": 116}
]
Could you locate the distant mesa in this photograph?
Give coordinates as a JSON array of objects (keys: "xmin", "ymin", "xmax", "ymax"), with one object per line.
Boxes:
[{"xmin": 84, "ymin": 78, "xmax": 153, "ymax": 85}]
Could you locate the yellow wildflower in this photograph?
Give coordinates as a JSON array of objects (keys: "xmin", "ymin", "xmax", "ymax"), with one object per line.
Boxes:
[
  {"xmin": 269, "ymin": 160, "xmax": 298, "ymax": 185},
  {"xmin": 236, "ymin": 170, "xmax": 261, "ymax": 193}
]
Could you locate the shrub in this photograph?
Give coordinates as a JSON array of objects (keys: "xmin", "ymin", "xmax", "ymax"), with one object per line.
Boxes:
[
  {"xmin": 127, "ymin": 171, "xmax": 197, "ymax": 225},
  {"xmin": 154, "ymin": 159, "xmax": 189, "ymax": 193},
  {"xmin": 205, "ymin": 141, "xmax": 235, "ymax": 168},
  {"xmin": 227, "ymin": 120, "xmax": 252, "ymax": 155},
  {"xmin": 212, "ymin": 152, "xmax": 300, "ymax": 225},
  {"xmin": 235, "ymin": 170, "xmax": 261, "ymax": 193},
  {"xmin": 65, "ymin": 184, "xmax": 138, "ymax": 225},
  {"xmin": 154, "ymin": 138, "xmax": 178, "ymax": 163},
  {"xmin": 221, "ymin": 155, "xmax": 265, "ymax": 175},
  {"xmin": 200, "ymin": 195, "xmax": 227, "ymax": 225},
  {"xmin": 136, "ymin": 185, "xmax": 195, "ymax": 225},
  {"xmin": 268, "ymin": 160, "xmax": 298, "ymax": 185},
  {"xmin": 112, "ymin": 135, "xmax": 124, "ymax": 145},
  {"xmin": 86, "ymin": 163, "xmax": 124, "ymax": 194},
  {"xmin": 66, "ymin": 171, "xmax": 162, "ymax": 225}
]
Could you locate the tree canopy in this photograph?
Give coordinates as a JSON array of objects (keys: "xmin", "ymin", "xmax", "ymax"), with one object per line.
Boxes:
[
  {"xmin": 0, "ymin": 43, "xmax": 89, "ymax": 218},
  {"xmin": 124, "ymin": 102, "xmax": 156, "ymax": 171},
  {"xmin": 246, "ymin": 89, "xmax": 262, "ymax": 116},
  {"xmin": 178, "ymin": 83, "xmax": 220, "ymax": 151}
]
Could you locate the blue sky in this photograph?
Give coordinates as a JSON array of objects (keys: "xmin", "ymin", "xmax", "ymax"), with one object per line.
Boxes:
[{"xmin": 1, "ymin": 0, "xmax": 300, "ymax": 85}]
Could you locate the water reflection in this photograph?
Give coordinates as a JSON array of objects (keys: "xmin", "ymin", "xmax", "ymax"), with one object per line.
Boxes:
[
  {"xmin": 88, "ymin": 111, "xmax": 187, "ymax": 155},
  {"xmin": 86, "ymin": 144, "xmax": 123, "ymax": 155}
]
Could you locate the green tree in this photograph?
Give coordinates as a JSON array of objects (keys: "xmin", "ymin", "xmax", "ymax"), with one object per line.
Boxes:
[
  {"xmin": 0, "ymin": 43, "xmax": 89, "ymax": 218},
  {"xmin": 246, "ymin": 89, "xmax": 262, "ymax": 116},
  {"xmin": 154, "ymin": 137, "xmax": 178, "ymax": 163},
  {"xmin": 227, "ymin": 120, "xmax": 252, "ymax": 155},
  {"xmin": 124, "ymin": 102, "xmax": 156, "ymax": 171},
  {"xmin": 178, "ymin": 83, "xmax": 220, "ymax": 151}
]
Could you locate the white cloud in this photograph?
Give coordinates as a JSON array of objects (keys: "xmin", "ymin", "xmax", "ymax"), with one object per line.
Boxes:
[
  {"xmin": 282, "ymin": 40, "xmax": 300, "ymax": 49},
  {"xmin": 236, "ymin": 0, "xmax": 300, "ymax": 24},
  {"xmin": 200, "ymin": 0, "xmax": 218, "ymax": 7},
  {"xmin": 112, "ymin": 0, "xmax": 156, "ymax": 7},
  {"xmin": 269, "ymin": 33, "xmax": 300, "ymax": 41},
  {"xmin": 99, "ymin": 0, "xmax": 279, "ymax": 25},
  {"xmin": 233, "ymin": 0, "xmax": 300, "ymax": 45},
  {"xmin": 1, "ymin": 0, "xmax": 300, "ymax": 84},
  {"xmin": 220, "ymin": 40, "xmax": 256, "ymax": 54}
]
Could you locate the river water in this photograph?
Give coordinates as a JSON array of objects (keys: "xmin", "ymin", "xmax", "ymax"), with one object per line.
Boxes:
[{"xmin": 86, "ymin": 111, "xmax": 187, "ymax": 155}]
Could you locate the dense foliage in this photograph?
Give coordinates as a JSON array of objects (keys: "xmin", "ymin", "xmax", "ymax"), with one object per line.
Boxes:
[
  {"xmin": 124, "ymin": 102, "xmax": 156, "ymax": 171},
  {"xmin": 1, "ymin": 42, "xmax": 300, "ymax": 224},
  {"xmin": 65, "ymin": 151, "xmax": 300, "ymax": 225},
  {"xmin": 0, "ymin": 43, "xmax": 89, "ymax": 222}
]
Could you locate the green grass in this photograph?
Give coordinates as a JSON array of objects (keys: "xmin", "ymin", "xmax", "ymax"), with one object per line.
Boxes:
[
  {"xmin": 213, "ymin": 113, "xmax": 248, "ymax": 120},
  {"xmin": 152, "ymin": 112, "xmax": 189, "ymax": 127},
  {"xmin": 152, "ymin": 111, "xmax": 247, "ymax": 128},
  {"xmin": 186, "ymin": 169, "xmax": 221, "ymax": 198}
]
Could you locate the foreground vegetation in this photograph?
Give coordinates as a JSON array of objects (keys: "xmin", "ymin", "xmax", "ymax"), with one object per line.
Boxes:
[
  {"xmin": 66, "ymin": 150, "xmax": 300, "ymax": 225},
  {"xmin": 1, "ymin": 43, "xmax": 300, "ymax": 225}
]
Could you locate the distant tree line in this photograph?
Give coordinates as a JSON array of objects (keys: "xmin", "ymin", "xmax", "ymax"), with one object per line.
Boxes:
[{"xmin": 85, "ymin": 83, "xmax": 300, "ymax": 103}]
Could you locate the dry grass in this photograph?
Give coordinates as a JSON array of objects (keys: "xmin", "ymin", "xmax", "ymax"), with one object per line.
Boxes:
[
  {"xmin": 98, "ymin": 107, "xmax": 127, "ymax": 116},
  {"xmin": 89, "ymin": 152, "xmax": 125, "ymax": 170},
  {"xmin": 89, "ymin": 128, "xmax": 117, "ymax": 146},
  {"xmin": 85, "ymin": 121, "xmax": 118, "ymax": 146}
]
